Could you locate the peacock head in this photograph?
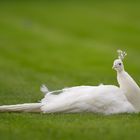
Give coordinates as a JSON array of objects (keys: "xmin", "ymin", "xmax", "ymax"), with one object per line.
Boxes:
[
  {"xmin": 113, "ymin": 59, "xmax": 124, "ymax": 72},
  {"xmin": 112, "ymin": 50, "xmax": 127, "ymax": 72}
]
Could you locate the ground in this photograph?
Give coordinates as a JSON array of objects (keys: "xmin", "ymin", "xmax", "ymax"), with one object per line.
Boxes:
[{"xmin": 0, "ymin": 0, "xmax": 140, "ymax": 140}]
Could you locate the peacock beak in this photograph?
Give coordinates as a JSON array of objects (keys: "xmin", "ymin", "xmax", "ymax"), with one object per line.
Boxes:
[{"xmin": 112, "ymin": 65, "xmax": 117, "ymax": 69}]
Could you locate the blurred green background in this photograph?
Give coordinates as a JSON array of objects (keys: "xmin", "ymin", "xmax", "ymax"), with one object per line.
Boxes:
[{"xmin": 0, "ymin": 0, "xmax": 140, "ymax": 140}]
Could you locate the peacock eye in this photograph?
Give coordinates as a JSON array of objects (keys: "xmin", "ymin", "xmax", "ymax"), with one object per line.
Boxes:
[{"xmin": 119, "ymin": 63, "xmax": 122, "ymax": 66}]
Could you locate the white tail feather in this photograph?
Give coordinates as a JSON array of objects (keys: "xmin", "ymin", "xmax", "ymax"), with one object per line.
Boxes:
[
  {"xmin": 40, "ymin": 84, "xmax": 49, "ymax": 95},
  {"xmin": 0, "ymin": 103, "xmax": 42, "ymax": 112}
]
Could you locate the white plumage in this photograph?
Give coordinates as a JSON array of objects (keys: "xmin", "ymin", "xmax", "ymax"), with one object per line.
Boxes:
[
  {"xmin": 40, "ymin": 85, "xmax": 135, "ymax": 114},
  {"xmin": 0, "ymin": 50, "xmax": 139, "ymax": 115}
]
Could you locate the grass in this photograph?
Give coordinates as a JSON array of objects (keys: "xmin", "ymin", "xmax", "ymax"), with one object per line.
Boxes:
[
  {"xmin": 0, "ymin": 0, "xmax": 140, "ymax": 140},
  {"xmin": 1, "ymin": 113, "xmax": 140, "ymax": 140}
]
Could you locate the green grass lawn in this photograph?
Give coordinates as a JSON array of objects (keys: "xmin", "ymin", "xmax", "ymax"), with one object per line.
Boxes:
[{"xmin": 0, "ymin": 0, "xmax": 140, "ymax": 140}]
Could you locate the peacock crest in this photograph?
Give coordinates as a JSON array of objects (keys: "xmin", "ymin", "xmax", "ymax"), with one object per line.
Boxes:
[{"xmin": 117, "ymin": 50, "xmax": 127, "ymax": 60}]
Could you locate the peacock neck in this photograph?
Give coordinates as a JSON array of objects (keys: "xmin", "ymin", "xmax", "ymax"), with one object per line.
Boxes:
[
  {"xmin": 117, "ymin": 70, "xmax": 139, "ymax": 91},
  {"xmin": 117, "ymin": 70, "xmax": 140, "ymax": 111},
  {"xmin": 117, "ymin": 70, "xmax": 126, "ymax": 90}
]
